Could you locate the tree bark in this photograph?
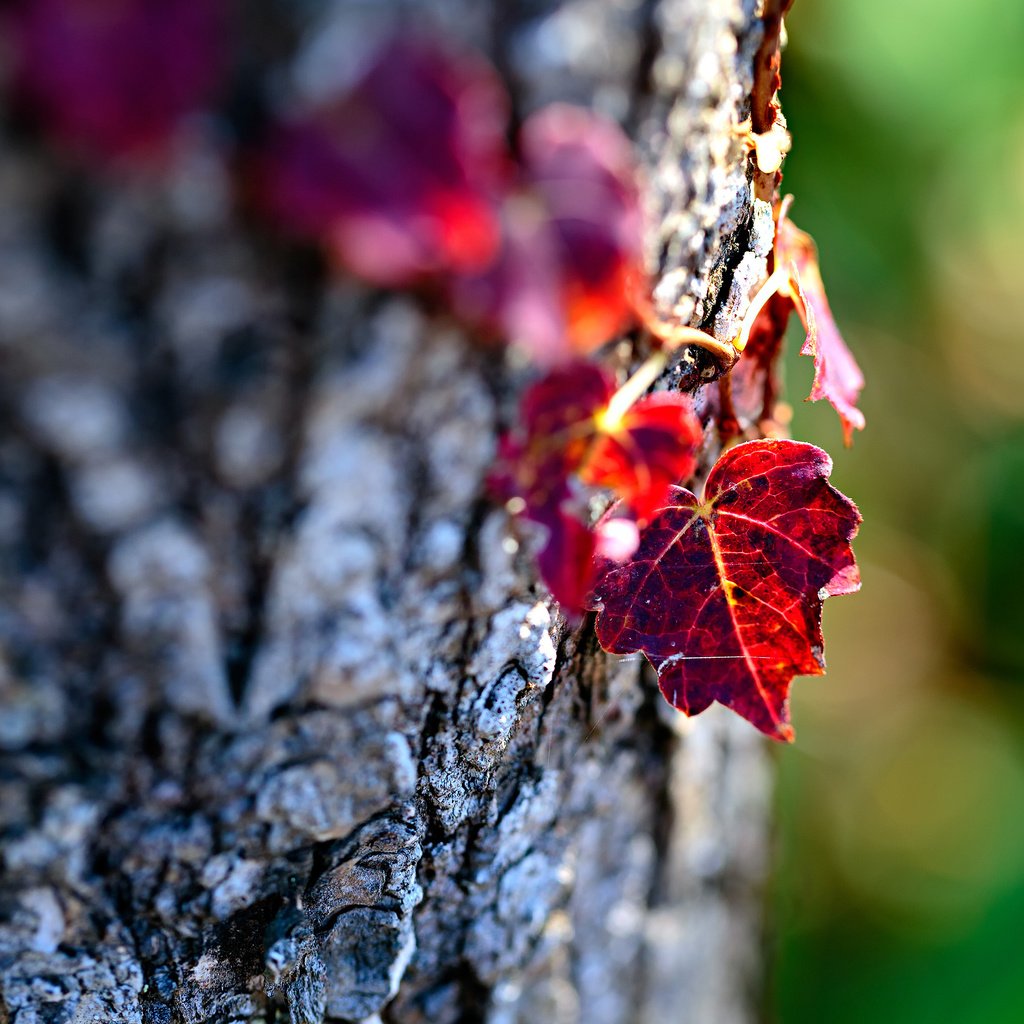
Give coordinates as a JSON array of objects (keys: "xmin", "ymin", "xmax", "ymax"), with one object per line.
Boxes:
[{"xmin": 0, "ymin": 1, "xmax": 775, "ymax": 1022}]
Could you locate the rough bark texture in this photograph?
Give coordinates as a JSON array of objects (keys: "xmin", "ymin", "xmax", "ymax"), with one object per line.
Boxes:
[{"xmin": 0, "ymin": 2, "xmax": 775, "ymax": 1022}]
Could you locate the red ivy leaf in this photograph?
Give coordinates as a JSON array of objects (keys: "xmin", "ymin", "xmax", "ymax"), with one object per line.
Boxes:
[
  {"xmin": 492, "ymin": 363, "xmax": 615, "ymax": 510},
  {"xmin": 528, "ymin": 505, "xmax": 641, "ymax": 621},
  {"xmin": 494, "ymin": 362, "xmax": 701, "ymax": 524},
  {"xmin": 453, "ymin": 105, "xmax": 642, "ymax": 362},
  {"xmin": 532, "ymin": 503, "xmax": 597, "ymax": 620},
  {"xmin": 580, "ymin": 393, "xmax": 702, "ymax": 524},
  {"xmin": 726, "ymin": 290, "xmax": 791, "ymax": 432},
  {"xmin": 487, "ymin": 364, "xmax": 614, "ymax": 616},
  {"xmin": 250, "ymin": 36, "xmax": 510, "ymax": 286},
  {"xmin": 516, "ymin": 105, "xmax": 642, "ymax": 356},
  {"xmin": 492, "ymin": 362, "xmax": 700, "ymax": 616},
  {"xmin": 6, "ymin": 0, "xmax": 230, "ymax": 164},
  {"xmin": 590, "ymin": 439, "xmax": 860, "ymax": 741},
  {"xmin": 776, "ymin": 207, "xmax": 866, "ymax": 445}
]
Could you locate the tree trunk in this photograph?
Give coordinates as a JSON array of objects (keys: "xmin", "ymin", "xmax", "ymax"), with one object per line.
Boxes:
[{"xmin": 0, "ymin": 1, "xmax": 775, "ymax": 1022}]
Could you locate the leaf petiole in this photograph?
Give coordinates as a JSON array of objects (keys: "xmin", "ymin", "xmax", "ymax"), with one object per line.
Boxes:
[{"xmin": 598, "ymin": 349, "xmax": 669, "ymax": 431}]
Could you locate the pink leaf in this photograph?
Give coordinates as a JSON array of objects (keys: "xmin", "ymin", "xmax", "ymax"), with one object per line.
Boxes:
[
  {"xmin": 776, "ymin": 204, "xmax": 866, "ymax": 445},
  {"xmin": 452, "ymin": 105, "xmax": 642, "ymax": 362}
]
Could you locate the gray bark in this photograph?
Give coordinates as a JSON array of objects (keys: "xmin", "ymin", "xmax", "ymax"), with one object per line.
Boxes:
[{"xmin": 0, "ymin": 1, "xmax": 775, "ymax": 1022}]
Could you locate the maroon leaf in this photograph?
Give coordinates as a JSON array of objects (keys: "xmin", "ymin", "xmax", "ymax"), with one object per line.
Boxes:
[
  {"xmin": 532, "ymin": 500, "xmax": 598, "ymax": 619},
  {"xmin": 6, "ymin": 0, "xmax": 230, "ymax": 164},
  {"xmin": 591, "ymin": 439, "xmax": 860, "ymax": 740},
  {"xmin": 488, "ymin": 363, "xmax": 614, "ymax": 617},
  {"xmin": 452, "ymin": 104, "xmax": 642, "ymax": 362},
  {"xmin": 493, "ymin": 361, "xmax": 701, "ymax": 528},
  {"xmin": 249, "ymin": 35, "xmax": 510, "ymax": 286},
  {"xmin": 490, "ymin": 362, "xmax": 615, "ymax": 511}
]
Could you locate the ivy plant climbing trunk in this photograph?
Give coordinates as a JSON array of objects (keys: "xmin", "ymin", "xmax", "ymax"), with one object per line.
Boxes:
[{"xmin": 0, "ymin": 1, "xmax": 776, "ymax": 1022}]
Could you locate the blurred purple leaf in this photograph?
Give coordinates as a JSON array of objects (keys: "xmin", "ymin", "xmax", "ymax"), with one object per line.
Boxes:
[
  {"xmin": 452, "ymin": 104, "xmax": 643, "ymax": 362},
  {"xmin": 248, "ymin": 36, "xmax": 511, "ymax": 287},
  {"xmin": 6, "ymin": 0, "xmax": 231, "ymax": 164}
]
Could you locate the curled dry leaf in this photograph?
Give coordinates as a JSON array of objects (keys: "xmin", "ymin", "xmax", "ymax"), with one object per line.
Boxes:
[
  {"xmin": 734, "ymin": 198, "xmax": 866, "ymax": 445},
  {"xmin": 590, "ymin": 439, "xmax": 861, "ymax": 740},
  {"xmin": 751, "ymin": 0, "xmax": 795, "ymax": 135},
  {"xmin": 776, "ymin": 211, "xmax": 866, "ymax": 445}
]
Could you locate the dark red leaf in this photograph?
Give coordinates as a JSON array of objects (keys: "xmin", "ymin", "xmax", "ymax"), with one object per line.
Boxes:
[
  {"xmin": 493, "ymin": 362, "xmax": 701, "ymax": 525},
  {"xmin": 6, "ymin": 0, "xmax": 230, "ymax": 164},
  {"xmin": 591, "ymin": 439, "xmax": 860, "ymax": 740},
  {"xmin": 249, "ymin": 36, "xmax": 510, "ymax": 286},
  {"xmin": 487, "ymin": 364, "xmax": 613, "ymax": 617},
  {"xmin": 452, "ymin": 105, "xmax": 642, "ymax": 362},
  {"xmin": 518, "ymin": 105, "xmax": 642, "ymax": 355},
  {"xmin": 532, "ymin": 498, "xmax": 598, "ymax": 619},
  {"xmin": 525, "ymin": 496, "xmax": 640, "ymax": 621}
]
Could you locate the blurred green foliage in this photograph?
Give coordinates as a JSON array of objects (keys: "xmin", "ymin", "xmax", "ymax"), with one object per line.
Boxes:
[{"xmin": 773, "ymin": 1, "xmax": 1024, "ymax": 1020}]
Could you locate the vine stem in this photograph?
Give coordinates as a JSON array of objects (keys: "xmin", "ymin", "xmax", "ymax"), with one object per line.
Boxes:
[{"xmin": 599, "ymin": 349, "xmax": 669, "ymax": 429}]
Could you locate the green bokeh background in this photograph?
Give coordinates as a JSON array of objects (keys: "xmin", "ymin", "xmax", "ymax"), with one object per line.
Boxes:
[{"xmin": 774, "ymin": 1, "xmax": 1024, "ymax": 1020}]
